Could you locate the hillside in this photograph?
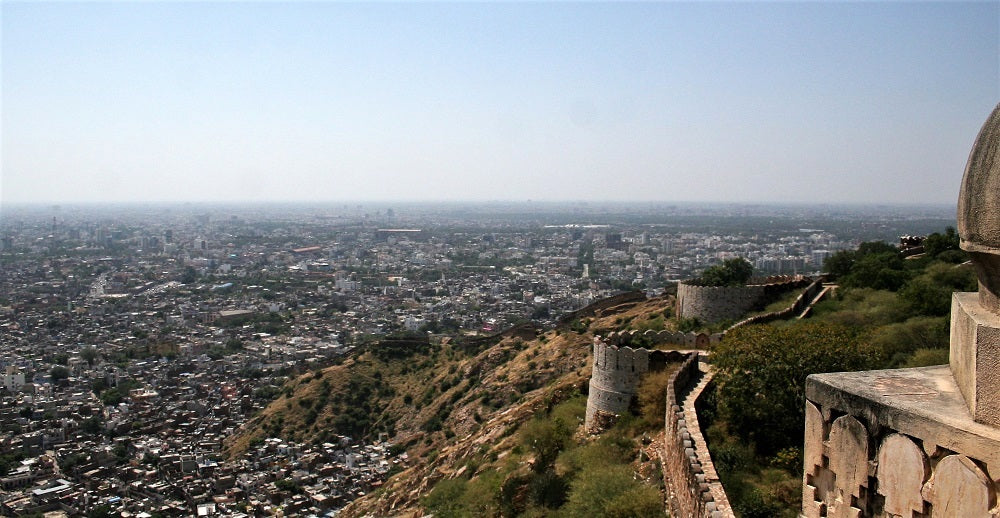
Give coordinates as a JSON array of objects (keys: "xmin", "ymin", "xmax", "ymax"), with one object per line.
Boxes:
[{"xmin": 224, "ymin": 295, "xmax": 676, "ymax": 516}]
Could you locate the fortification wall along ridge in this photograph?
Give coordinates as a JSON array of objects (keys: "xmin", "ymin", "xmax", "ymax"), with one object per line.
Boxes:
[
  {"xmin": 725, "ymin": 277, "xmax": 826, "ymax": 331},
  {"xmin": 582, "ymin": 278, "xmax": 825, "ymax": 516},
  {"xmin": 676, "ymin": 275, "xmax": 810, "ymax": 324},
  {"xmin": 604, "ymin": 329, "xmax": 723, "ymax": 348},
  {"xmin": 663, "ymin": 354, "xmax": 732, "ymax": 518},
  {"xmin": 558, "ymin": 290, "xmax": 646, "ymax": 324}
]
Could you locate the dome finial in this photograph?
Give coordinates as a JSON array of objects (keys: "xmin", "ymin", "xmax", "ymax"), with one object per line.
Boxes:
[{"xmin": 958, "ymin": 103, "xmax": 1000, "ymax": 313}]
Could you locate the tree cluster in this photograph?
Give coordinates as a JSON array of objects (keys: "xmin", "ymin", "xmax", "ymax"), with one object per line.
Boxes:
[
  {"xmin": 697, "ymin": 258, "xmax": 754, "ymax": 287},
  {"xmin": 824, "ymin": 228, "xmax": 967, "ymax": 292}
]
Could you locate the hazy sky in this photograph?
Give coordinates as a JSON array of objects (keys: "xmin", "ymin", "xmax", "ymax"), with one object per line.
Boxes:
[{"xmin": 2, "ymin": 2, "xmax": 998, "ymax": 205}]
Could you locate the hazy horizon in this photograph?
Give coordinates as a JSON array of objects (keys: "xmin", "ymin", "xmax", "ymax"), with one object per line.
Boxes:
[{"xmin": 3, "ymin": 1, "xmax": 998, "ymax": 206}]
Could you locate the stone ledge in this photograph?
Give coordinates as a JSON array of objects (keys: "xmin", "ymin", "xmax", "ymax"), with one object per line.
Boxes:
[{"xmin": 807, "ymin": 365, "xmax": 1000, "ymax": 467}]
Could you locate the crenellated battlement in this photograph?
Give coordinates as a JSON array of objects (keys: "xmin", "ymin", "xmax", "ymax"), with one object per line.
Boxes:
[{"xmin": 602, "ymin": 328, "xmax": 723, "ymax": 349}]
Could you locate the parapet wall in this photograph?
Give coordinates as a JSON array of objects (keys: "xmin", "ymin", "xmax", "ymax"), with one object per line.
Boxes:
[
  {"xmin": 603, "ymin": 329, "xmax": 723, "ymax": 349},
  {"xmin": 583, "ymin": 339, "xmax": 732, "ymax": 517},
  {"xmin": 663, "ymin": 354, "xmax": 732, "ymax": 517},
  {"xmin": 725, "ymin": 277, "xmax": 826, "ymax": 331},
  {"xmin": 580, "ymin": 279, "xmax": 824, "ymax": 517},
  {"xmin": 676, "ymin": 275, "xmax": 810, "ymax": 324}
]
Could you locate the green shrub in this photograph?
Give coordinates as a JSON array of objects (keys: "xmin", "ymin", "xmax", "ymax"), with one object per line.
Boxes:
[
  {"xmin": 712, "ymin": 322, "xmax": 880, "ymax": 454},
  {"xmin": 561, "ymin": 465, "xmax": 664, "ymax": 517},
  {"xmin": 422, "ymin": 477, "xmax": 469, "ymax": 518},
  {"xmin": 903, "ymin": 347, "xmax": 950, "ymax": 368}
]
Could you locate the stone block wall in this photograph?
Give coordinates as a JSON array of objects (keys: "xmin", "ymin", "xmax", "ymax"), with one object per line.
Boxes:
[
  {"xmin": 726, "ymin": 277, "xmax": 826, "ymax": 331},
  {"xmin": 663, "ymin": 353, "xmax": 733, "ymax": 518},
  {"xmin": 604, "ymin": 329, "xmax": 723, "ymax": 349},
  {"xmin": 676, "ymin": 283, "xmax": 766, "ymax": 324},
  {"xmin": 558, "ymin": 290, "xmax": 647, "ymax": 324},
  {"xmin": 583, "ymin": 337, "xmax": 734, "ymax": 517}
]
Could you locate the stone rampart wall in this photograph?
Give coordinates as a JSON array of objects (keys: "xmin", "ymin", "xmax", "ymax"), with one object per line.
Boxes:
[
  {"xmin": 676, "ymin": 275, "xmax": 810, "ymax": 324},
  {"xmin": 604, "ymin": 329, "xmax": 724, "ymax": 349},
  {"xmin": 676, "ymin": 283, "xmax": 766, "ymax": 324},
  {"xmin": 725, "ymin": 277, "xmax": 826, "ymax": 331},
  {"xmin": 584, "ymin": 340, "xmax": 678, "ymax": 430},
  {"xmin": 583, "ymin": 277, "xmax": 824, "ymax": 516},
  {"xmin": 662, "ymin": 353, "xmax": 733, "ymax": 518},
  {"xmin": 558, "ymin": 290, "xmax": 647, "ymax": 324},
  {"xmin": 458, "ymin": 322, "xmax": 540, "ymax": 349}
]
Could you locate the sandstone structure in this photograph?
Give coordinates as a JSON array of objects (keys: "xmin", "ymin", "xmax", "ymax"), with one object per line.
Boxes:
[
  {"xmin": 802, "ymin": 103, "xmax": 1000, "ymax": 517},
  {"xmin": 584, "ymin": 338, "xmax": 733, "ymax": 517}
]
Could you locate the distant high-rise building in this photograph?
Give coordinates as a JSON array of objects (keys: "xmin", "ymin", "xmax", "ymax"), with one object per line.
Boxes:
[
  {"xmin": 605, "ymin": 232, "xmax": 623, "ymax": 250},
  {"xmin": 811, "ymin": 250, "xmax": 831, "ymax": 268}
]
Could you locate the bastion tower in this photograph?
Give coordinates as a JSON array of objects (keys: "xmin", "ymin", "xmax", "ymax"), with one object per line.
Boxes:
[{"xmin": 801, "ymin": 103, "xmax": 1000, "ymax": 517}]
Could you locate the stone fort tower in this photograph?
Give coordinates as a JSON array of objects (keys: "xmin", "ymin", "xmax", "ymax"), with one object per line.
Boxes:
[
  {"xmin": 801, "ymin": 103, "xmax": 1000, "ymax": 517},
  {"xmin": 585, "ymin": 338, "xmax": 677, "ymax": 431}
]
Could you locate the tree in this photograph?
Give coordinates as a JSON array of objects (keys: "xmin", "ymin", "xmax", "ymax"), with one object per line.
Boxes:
[
  {"xmin": 520, "ymin": 414, "xmax": 573, "ymax": 472},
  {"xmin": 561, "ymin": 465, "xmax": 664, "ymax": 517},
  {"xmin": 50, "ymin": 365, "xmax": 70, "ymax": 382},
  {"xmin": 824, "ymin": 240, "xmax": 901, "ymax": 280},
  {"xmin": 712, "ymin": 322, "xmax": 880, "ymax": 454},
  {"xmin": 840, "ymin": 252, "xmax": 909, "ymax": 291},
  {"xmin": 81, "ymin": 346, "xmax": 98, "ymax": 367},
  {"xmin": 698, "ymin": 258, "xmax": 754, "ymax": 287},
  {"xmin": 898, "ymin": 261, "xmax": 977, "ymax": 317},
  {"xmin": 823, "ymin": 250, "xmax": 856, "ymax": 278},
  {"xmin": 922, "ymin": 227, "xmax": 961, "ymax": 259}
]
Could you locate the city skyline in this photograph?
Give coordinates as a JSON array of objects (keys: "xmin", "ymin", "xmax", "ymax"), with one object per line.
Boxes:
[{"xmin": 3, "ymin": 1, "xmax": 998, "ymax": 205}]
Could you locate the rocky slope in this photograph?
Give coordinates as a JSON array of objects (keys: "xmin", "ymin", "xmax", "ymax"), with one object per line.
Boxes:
[{"xmin": 225, "ymin": 295, "xmax": 676, "ymax": 516}]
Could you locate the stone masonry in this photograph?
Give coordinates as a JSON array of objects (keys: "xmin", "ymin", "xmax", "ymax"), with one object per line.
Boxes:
[
  {"xmin": 801, "ymin": 103, "xmax": 1000, "ymax": 518},
  {"xmin": 584, "ymin": 339, "xmax": 680, "ymax": 432},
  {"xmin": 676, "ymin": 275, "xmax": 810, "ymax": 324}
]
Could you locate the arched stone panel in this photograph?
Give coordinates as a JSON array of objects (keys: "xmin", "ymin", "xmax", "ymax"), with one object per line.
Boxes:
[
  {"xmin": 828, "ymin": 415, "xmax": 868, "ymax": 518},
  {"xmin": 922, "ymin": 455, "xmax": 995, "ymax": 517},
  {"xmin": 876, "ymin": 433, "xmax": 928, "ymax": 517}
]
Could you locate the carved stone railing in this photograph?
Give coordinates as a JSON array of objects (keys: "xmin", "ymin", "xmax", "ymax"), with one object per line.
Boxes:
[{"xmin": 802, "ymin": 365, "xmax": 1000, "ymax": 517}]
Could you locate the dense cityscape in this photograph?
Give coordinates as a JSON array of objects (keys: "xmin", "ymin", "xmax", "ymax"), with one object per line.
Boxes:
[{"xmin": 0, "ymin": 202, "xmax": 953, "ymax": 516}]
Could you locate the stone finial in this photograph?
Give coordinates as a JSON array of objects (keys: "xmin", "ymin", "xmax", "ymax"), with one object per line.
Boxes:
[{"xmin": 958, "ymin": 103, "xmax": 1000, "ymax": 313}]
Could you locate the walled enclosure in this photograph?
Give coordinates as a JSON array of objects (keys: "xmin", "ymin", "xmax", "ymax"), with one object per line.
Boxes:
[{"xmin": 676, "ymin": 275, "xmax": 810, "ymax": 324}]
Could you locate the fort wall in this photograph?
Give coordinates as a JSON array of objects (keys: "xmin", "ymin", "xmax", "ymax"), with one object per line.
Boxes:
[
  {"xmin": 725, "ymin": 277, "xmax": 826, "ymax": 331},
  {"xmin": 663, "ymin": 353, "xmax": 733, "ymax": 518},
  {"xmin": 558, "ymin": 290, "xmax": 646, "ymax": 324},
  {"xmin": 581, "ymin": 277, "xmax": 827, "ymax": 516},
  {"xmin": 676, "ymin": 275, "xmax": 810, "ymax": 324},
  {"xmin": 603, "ymin": 329, "xmax": 723, "ymax": 349},
  {"xmin": 584, "ymin": 340, "xmax": 733, "ymax": 517}
]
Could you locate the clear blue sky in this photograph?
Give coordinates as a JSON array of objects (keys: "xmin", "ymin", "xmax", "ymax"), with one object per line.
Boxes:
[{"xmin": 2, "ymin": 1, "xmax": 998, "ymax": 205}]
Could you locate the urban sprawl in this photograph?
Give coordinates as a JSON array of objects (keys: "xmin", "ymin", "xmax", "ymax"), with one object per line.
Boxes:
[{"xmin": 0, "ymin": 202, "xmax": 951, "ymax": 516}]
